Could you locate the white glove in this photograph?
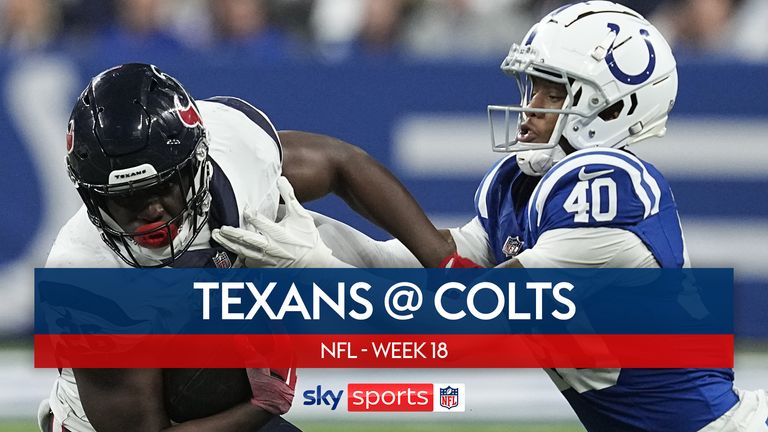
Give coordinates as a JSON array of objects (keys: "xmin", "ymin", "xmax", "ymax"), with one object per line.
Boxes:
[{"xmin": 212, "ymin": 177, "xmax": 352, "ymax": 268}]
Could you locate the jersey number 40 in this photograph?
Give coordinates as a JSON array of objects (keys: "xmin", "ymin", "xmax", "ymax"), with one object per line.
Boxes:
[{"xmin": 563, "ymin": 178, "xmax": 618, "ymax": 223}]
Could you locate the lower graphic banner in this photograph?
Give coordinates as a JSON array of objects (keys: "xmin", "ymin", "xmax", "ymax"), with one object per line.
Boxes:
[{"xmin": 34, "ymin": 268, "xmax": 734, "ymax": 368}]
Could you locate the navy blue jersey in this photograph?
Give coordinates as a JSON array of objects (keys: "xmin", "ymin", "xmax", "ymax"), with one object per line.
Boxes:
[
  {"xmin": 170, "ymin": 160, "xmax": 239, "ymax": 269},
  {"xmin": 474, "ymin": 154, "xmax": 539, "ymax": 264},
  {"xmin": 474, "ymin": 148, "xmax": 738, "ymax": 431},
  {"xmin": 171, "ymin": 96, "xmax": 283, "ymax": 269}
]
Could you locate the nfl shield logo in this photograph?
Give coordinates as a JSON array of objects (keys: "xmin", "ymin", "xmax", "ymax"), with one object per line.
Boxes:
[
  {"xmin": 502, "ymin": 236, "xmax": 523, "ymax": 258},
  {"xmin": 212, "ymin": 251, "xmax": 232, "ymax": 269},
  {"xmin": 439, "ymin": 386, "xmax": 459, "ymax": 410}
]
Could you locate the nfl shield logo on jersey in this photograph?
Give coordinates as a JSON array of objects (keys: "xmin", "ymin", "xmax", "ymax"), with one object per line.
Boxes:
[
  {"xmin": 212, "ymin": 251, "xmax": 232, "ymax": 269},
  {"xmin": 439, "ymin": 386, "xmax": 459, "ymax": 410},
  {"xmin": 502, "ymin": 236, "xmax": 523, "ymax": 258}
]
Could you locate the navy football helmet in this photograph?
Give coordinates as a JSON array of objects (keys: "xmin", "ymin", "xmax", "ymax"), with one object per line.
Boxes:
[{"xmin": 66, "ymin": 63, "xmax": 212, "ymax": 267}]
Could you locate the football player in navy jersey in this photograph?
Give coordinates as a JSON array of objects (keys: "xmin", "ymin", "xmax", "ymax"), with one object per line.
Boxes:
[
  {"xmin": 40, "ymin": 63, "xmax": 465, "ymax": 432},
  {"xmin": 238, "ymin": 2, "xmax": 768, "ymax": 431}
]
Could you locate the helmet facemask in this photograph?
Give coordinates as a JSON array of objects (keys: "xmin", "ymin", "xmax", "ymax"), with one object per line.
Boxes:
[
  {"xmin": 71, "ymin": 138, "xmax": 212, "ymax": 267},
  {"xmin": 488, "ymin": 44, "xmax": 585, "ymax": 175},
  {"xmin": 489, "ymin": 44, "xmax": 576, "ymax": 154}
]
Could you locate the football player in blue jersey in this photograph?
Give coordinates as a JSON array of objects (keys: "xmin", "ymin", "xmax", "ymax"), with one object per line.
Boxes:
[{"xmin": 229, "ymin": 2, "xmax": 768, "ymax": 431}]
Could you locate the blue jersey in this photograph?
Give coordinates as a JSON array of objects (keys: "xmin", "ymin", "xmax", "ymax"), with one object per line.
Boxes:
[
  {"xmin": 526, "ymin": 148, "xmax": 687, "ymax": 268},
  {"xmin": 474, "ymin": 148, "xmax": 738, "ymax": 432},
  {"xmin": 474, "ymin": 154, "xmax": 539, "ymax": 264}
]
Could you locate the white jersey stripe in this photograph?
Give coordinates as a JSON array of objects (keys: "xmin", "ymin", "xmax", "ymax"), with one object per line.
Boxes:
[
  {"xmin": 642, "ymin": 168, "xmax": 662, "ymax": 215},
  {"xmin": 600, "ymin": 149, "xmax": 663, "ymax": 216}
]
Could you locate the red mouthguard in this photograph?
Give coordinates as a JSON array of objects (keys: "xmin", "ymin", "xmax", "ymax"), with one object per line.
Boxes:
[{"xmin": 134, "ymin": 221, "xmax": 179, "ymax": 248}]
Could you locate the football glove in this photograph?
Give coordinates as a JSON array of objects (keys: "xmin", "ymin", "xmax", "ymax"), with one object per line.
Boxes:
[
  {"xmin": 246, "ymin": 368, "xmax": 295, "ymax": 415},
  {"xmin": 232, "ymin": 334, "xmax": 298, "ymax": 415},
  {"xmin": 439, "ymin": 252, "xmax": 483, "ymax": 268},
  {"xmin": 212, "ymin": 176, "xmax": 351, "ymax": 268}
]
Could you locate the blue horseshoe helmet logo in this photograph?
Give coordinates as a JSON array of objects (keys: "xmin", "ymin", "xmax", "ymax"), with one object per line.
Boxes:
[{"xmin": 605, "ymin": 23, "xmax": 656, "ymax": 85}]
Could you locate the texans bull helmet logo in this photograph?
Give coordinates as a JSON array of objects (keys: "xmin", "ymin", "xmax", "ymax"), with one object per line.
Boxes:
[{"xmin": 175, "ymin": 95, "xmax": 203, "ymax": 128}]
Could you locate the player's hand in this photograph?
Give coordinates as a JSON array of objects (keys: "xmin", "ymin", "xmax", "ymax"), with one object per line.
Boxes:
[
  {"xmin": 232, "ymin": 334, "xmax": 298, "ymax": 415},
  {"xmin": 212, "ymin": 177, "xmax": 350, "ymax": 268},
  {"xmin": 246, "ymin": 368, "xmax": 295, "ymax": 415},
  {"xmin": 270, "ymin": 367, "xmax": 297, "ymax": 390}
]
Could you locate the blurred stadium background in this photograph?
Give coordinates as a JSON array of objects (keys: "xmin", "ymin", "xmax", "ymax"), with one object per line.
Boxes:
[{"xmin": 1, "ymin": 0, "xmax": 766, "ymax": 430}]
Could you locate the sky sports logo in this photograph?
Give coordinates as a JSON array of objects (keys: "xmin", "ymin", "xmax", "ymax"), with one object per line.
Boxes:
[
  {"xmin": 349, "ymin": 383, "xmax": 465, "ymax": 412},
  {"xmin": 303, "ymin": 383, "xmax": 465, "ymax": 412}
]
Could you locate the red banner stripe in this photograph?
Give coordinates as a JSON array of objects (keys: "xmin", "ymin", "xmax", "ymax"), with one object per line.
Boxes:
[{"xmin": 34, "ymin": 334, "xmax": 733, "ymax": 368}]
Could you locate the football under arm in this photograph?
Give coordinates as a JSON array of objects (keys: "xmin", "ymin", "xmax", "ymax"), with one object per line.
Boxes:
[
  {"xmin": 279, "ymin": 130, "xmax": 454, "ymax": 267},
  {"xmin": 73, "ymin": 369, "xmax": 273, "ymax": 432}
]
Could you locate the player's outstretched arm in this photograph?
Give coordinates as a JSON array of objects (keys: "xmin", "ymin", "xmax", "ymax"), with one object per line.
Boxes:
[
  {"xmin": 279, "ymin": 130, "xmax": 454, "ymax": 267},
  {"xmin": 495, "ymin": 228, "xmax": 659, "ymax": 269},
  {"xmin": 497, "ymin": 258, "xmax": 524, "ymax": 268},
  {"xmin": 73, "ymin": 368, "xmax": 279, "ymax": 432}
]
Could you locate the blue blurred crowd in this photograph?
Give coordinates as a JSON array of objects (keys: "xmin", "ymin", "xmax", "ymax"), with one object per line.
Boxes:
[{"xmin": 1, "ymin": 0, "xmax": 764, "ymax": 66}]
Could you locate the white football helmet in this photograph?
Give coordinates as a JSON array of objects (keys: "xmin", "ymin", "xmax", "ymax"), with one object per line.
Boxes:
[{"xmin": 488, "ymin": 1, "xmax": 678, "ymax": 176}]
